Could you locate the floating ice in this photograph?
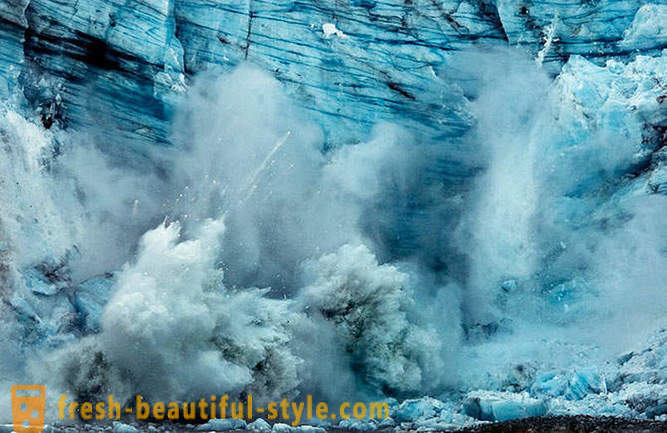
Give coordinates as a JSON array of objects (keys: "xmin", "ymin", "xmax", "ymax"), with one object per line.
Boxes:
[
  {"xmin": 463, "ymin": 391, "xmax": 548, "ymax": 422},
  {"xmin": 195, "ymin": 419, "xmax": 247, "ymax": 431},
  {"xmin": 337, "ymin": 419, "xmax": 377, "ymax": 431},
  {"xmin": 112, "ymin": 423, "xmax": 138, "ymax": 433},
  {"xmin": 247, "ymin": 419, "xmax": 271, "ymax": 433}
]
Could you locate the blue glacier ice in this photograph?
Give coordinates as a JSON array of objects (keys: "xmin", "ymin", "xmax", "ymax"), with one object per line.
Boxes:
[
  {"xmin": 531, "ymin": 367, "xmax": 606, "ymax": 400},
  {"xmin": 463, "ymin": 391, "xmax": 547, "ymax": 422},
  {"xmin": 0, "ymin": 0, "xmax": 661, "ymax": 148},
  {"xmin": 394, "ymin": 397, "xmax": 446, "ymax": 422},
  {"xmin": 0, "ymin": 0, "xmax": 665, "ymax": 428},
  {"xmin": 71, "ymin": 272, "xmax": 116, "ymax": 333}
]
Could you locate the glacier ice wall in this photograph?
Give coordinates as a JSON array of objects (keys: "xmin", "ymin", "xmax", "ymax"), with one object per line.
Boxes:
[
  {"xmin": 0, "ymin": 0, "xmax": 665, "ymax": 425},
  {"xmin": 2, "ymin": 0, "xmax": 662, "ymax": 149}
]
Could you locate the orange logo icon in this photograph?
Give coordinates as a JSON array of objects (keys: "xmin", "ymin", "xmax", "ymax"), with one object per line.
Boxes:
[{"xmin": 11, "ymin": 385, "xmax": 46, "ymax": 433}]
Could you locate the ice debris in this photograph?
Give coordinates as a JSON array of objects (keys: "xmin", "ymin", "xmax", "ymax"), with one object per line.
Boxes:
[
  {"xmin": 271, "ymin": 424, "xmax": 324, "ymax": 433},
  {"xmin": 463, "ymin": 391, "xmax": 547, "ymax": 422},
  {"xmin": 72, "ymin": 273, "xmax": 116, "ymax": 333},
  {"xmin": 195, "ymin": 419, "xmax": 247, "ymax": 431},
  {"xmin": 337, "ymin": 419, "xmax": 377, "ymax": 431},
  {"xmin": 394, "ymin": 397, "xmax": 445, "ymax": 422},
  {"xmin": 247, "ymin": 419, "xmax": 271, "ymax": 433},
  {"xmin": 531, "ymin": 367, "xmax": 607, "ymax": 400},
  {"xmin": 112, "ymin": 423, "xmax": 139, "ymax": 433}
]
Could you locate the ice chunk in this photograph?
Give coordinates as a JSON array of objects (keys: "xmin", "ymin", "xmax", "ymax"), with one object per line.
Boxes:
[
  {"xmin": 377, "ymin": 417, "xmax": 395, "ymax": 428},
  {"xmin": 531, "ymin": 372, "xmax": 570, "ymax": 398},
  {"xmin": 616, "ymin": 381, "xmax": 667, "ymax": 418},
  {"xmin": 195, "ymin": 419, "xmax": 247, "ymax": 431},
  {"xmin": 646, "ymin": 404, "xmax": 667, "ymax": 419},
  {"xmin": 9, "ymin": 268, "xmax": 77, "ymax": 346},
  {"xmin": 247, "ymin": 419, "xmax": 271, "ymax": 432},
  {"xmin": 615, "ymin": 329, "xmax": 667, "ymax": 385},
  {"xmin": 409, "ymin": 404, "xmax": 476, "ymax": 430},
  {"xmin": 271, "ymin": 422, "xmax": 292, "ymax": 433},
  {"xmin": 337, "ymin": 419, "xmax": 377, "ymax": 431},
  {"xmin": 393, "ymin": 397, "xmax": 445, "ymax": 422},
  {"xmin": 620, "ymin": 5, "xmax": 667, "ymax": 50},
  {"xmin": 463, "ymin": 391, "xmax": 547, "ymax": 422},
  {"xmin": 72, "ymin": 273, "xmax": 116, "ymax": 333},
  {"xmin": 565, "ymin": 368, "xmax": 607, "ymax": 400},
  {"xmin": 547, "ymin": 394, "xmax": 637, "ymax": 418},
  {"xmin": 271, "ymin": 424, "xmax": 326, "ymax": 433},
  {"xmin": 112, "ymin": 423, "xmax": 138, "ymax": 433},
  {"xmin": 532, "ymin": 367, "xmax": 606, "ymax": 400},
  {"xmin": 271, "ymin": 424, "xmax": 292, "ymax": 433},
  {"xmin": 23, "ymin": 268, "xmax": 62, "ymax": 296},
  {"xmin": 294, "ymin": 426, "xmax": 326, "ymax": 433}
]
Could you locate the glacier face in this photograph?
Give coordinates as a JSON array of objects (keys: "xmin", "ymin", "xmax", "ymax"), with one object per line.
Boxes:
[
  {"xmin": 0, "ymin": 0, "xmax": 666, "ymax": 427},
  {"xmin": 1, "ymin": 0, "xmax": 663, "ymax": 147}
]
